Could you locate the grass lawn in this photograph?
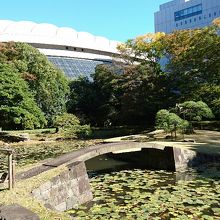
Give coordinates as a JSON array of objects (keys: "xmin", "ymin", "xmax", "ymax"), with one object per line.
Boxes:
[{"xmin": 0, "ymin": 165, "xmax": 71, "ymax": 220}]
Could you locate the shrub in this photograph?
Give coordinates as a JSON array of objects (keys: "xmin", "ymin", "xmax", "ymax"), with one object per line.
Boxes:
[
  {"xmin": 155, "ymin": 109, "xmax": 189, "ymax": 135},
  {"xmin": 54, "ymin": 113, "xmax": 92, "ymax": 138}
]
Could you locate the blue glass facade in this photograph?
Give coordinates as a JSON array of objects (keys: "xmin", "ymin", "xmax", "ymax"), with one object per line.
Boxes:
[
  {"xmin": 48, "ymin": 56, "xmax": 112, "ymax": 78},
  {"xmin": 174, "ymin": 4, "xmax": 202, "ymax": 21}
]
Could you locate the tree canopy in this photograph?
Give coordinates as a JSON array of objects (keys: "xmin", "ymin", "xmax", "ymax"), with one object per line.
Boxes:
[
  {"xmin": 1, "ymin": 19, "xmax": 219, "ymax": 130},
  {"xmin": 0, "ymin": 63, "xmax": 47, "ymax": 129},
  {"xmin": 117, "ymin": 20, "xmax": 220, "ymax": 120},
  {"xmin": 158, "ymin": 22, "xmax": 220, "ymax": 118},
  {"xmin": 0, "ymin": 42, "xmax": 69, "ymax": 126},
  {"xmin": 68, "ymin": 21, "xmax": 220, "ymax": 126},
  {"xmin": 175, "ymin": 101, "xmax": 214, "ymax": 122}
]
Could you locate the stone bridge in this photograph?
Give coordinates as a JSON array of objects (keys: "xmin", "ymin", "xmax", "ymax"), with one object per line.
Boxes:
[{"xmin": 17, "ymin": 141, "xmax": 213, "ymax": 212}]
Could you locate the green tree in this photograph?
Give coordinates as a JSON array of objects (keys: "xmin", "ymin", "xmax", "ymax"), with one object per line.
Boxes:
[
  {"xmin": 92, "ymin": 64, "xmax": 121, "ymax": 125},
  {"xmin": 176, "ymin": 101, "xmax": 214, "ymax": 122},
  {"xmin": 158, "ymin": 23, "xmax": 220, "ymax": 117},
  {"xmin": 67, "ymin": 75, "xmax": 109, "ymax": 126},
  {"xmin": 117, "ymin": 21, "xmax": 220, "ymax": 120},
  {"xmin": 116, "ymin": 64, "xmax": 170, "ymax": 125},
  {"xmin": 191, "ymin": 85, "xmax": 220, "ymax": 118},
  {"xmin": 54, "ymin": 113, "xmax": 92, "ymax": 138},
  {"xmin": 0, "ymin": 42, "xmax": 69, "ymax": 125},
  {"xmin": 155, "ymin": 109, "xmax": 189, "ymax": 136},
  {"xmin": 174, "ymin": 101, "xmax": 214, "ymax": 132},
  {"xmin": 70, "ymin": 62, "xmax": 171, "ymax": 126},
  {"xmin": 0, "ymin": 63, "xmax": 47, "ymax": 130}
]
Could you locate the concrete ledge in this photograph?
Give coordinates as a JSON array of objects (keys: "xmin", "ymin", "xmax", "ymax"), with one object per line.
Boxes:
[{"xmin": 112, "ymin": 148, "xmax": 142, "ymax": 154}]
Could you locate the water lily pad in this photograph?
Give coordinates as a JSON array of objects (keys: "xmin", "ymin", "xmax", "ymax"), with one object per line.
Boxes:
[{"xmin": 67, "ymin": 166, "xmax": 219, "ymax": 219}]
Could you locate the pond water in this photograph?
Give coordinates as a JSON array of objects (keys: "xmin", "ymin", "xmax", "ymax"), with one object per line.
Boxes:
[{"xmin": 67, "ymin": 154, "xmax": 220, "ymax": 220}]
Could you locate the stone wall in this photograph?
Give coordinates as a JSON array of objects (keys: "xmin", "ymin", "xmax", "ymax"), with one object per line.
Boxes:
[
  {"xmin": 173, "ymin": 147, "xmax": 197, "ymax": 170},
  {"xmin": 109, "ymin": 146, "xmax": 219, "ymax": 172},
  {"xmin": 31, "ymin": 143, "xmax": 219, "ymax": 212},
  {"xmin": 32, "ymin": 161, "xmax": 92, "ymax": 211},
  {"xmin": 173, "ymin": 147, "xmax": 220, "ymax": 170}
]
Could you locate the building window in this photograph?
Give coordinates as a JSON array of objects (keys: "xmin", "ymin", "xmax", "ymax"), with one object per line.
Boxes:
[
  {"xmin": 214, "ymin": 12, "xmax": 216, "ymax": 16},
  {"xmin": 209, "ymin": 13, "xmax": 211, "ymax": 18},
  {"xmin": 189, "ymin": 19, "xmax": 192, "ymax": 23},
  {"xmin": 194, "ymin": 17, "xmax": 196, "ymax": 22},
  {"xmin": 176, "ymin": 23, "xmax": 178, "ymax": 27},
  {"xmin": 65, "ymin": 46, "xmax": 69, "ymax": 50},
  {"xmin": 185, "ymin": 20, "xmax": 187, "ymax": 24},
  {"xmin": 181, "ymin": 21, "xmax": 183, "ymax": 25},
  {"xmin": 174, "ymin": 4, "xmax": 202, "ymax": 21},
  {"xmin": 74, "ymin": 47, "xmax": 76, "ymax": 51},
  {"xmin": 199, "ymin": 16, "xmax": 201, "ymax": 20}
]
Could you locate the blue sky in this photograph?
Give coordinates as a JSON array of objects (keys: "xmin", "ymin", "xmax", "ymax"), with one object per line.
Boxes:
[{"xmin": 1, "ymin": 0, "xmax": 168, "ymax": 42}]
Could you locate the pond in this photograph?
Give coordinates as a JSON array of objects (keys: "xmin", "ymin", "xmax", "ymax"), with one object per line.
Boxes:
[{"xmin": 67, "ymin": 154, "xmax": 220, "ymax": 220}]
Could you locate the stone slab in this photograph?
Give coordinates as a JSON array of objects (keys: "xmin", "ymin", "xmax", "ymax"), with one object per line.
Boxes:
[{"xmin": 0, "ymin": 204, "xmax": 40, "ymax": 220}]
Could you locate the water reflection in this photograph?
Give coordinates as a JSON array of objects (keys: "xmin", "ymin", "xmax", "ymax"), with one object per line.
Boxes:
[
  {"xmin": 86, "ymin": 154, "xmax": 138, "ymax": 177},
  {"xmin": 86, "ymin": 154, "xmax": 220, "ymax": 181}
]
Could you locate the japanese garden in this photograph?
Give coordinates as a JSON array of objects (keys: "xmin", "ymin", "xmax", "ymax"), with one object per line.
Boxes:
[{"xmin": 0, "ymin": 19, "xmax": 220, "ymax": 220}]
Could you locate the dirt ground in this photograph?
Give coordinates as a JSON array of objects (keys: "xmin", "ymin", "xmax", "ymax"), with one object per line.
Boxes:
[
  {"xmin": 186, "ymin": 130, "xmax": 220, "ymax": 145},
  {"xmin": 105, "ymin": 130, "xmax": 220, "ymax": 155}
]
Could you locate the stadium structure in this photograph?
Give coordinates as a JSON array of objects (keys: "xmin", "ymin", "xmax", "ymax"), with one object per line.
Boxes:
[{"xmin": 0, "ymin": 20, "xmax": 120, "ymax": 78}]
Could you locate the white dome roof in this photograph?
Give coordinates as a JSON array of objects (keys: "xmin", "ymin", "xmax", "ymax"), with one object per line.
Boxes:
[
  {"xmin": 5, "ymin": 21, "xmax": 36, "ymax": 35},
  {"xmin": 31, "ymin": 23, "xmax": 57, "ymax": 37},
  {"xmin": 0, "ymin": 20, "xmax": 13, "ymax": 32},
  {"xmin": 0, "ymin": 20, "xmax": 120, "ymax": 53},
  {"xmin": 57, "ymin": 27, "xmax": 78, "ymax": 39}
]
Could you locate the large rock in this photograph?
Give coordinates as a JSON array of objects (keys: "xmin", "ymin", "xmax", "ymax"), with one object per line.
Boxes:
[
  {"xmin": 18, "ymin": 133, "xmax": 30, "ymax": 142},
  {"xmin": 0, "ymin": 204, "xmax": 39, "ymax": 220}
]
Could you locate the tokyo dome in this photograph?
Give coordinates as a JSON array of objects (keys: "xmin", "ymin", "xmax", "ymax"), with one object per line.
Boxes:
[{"xmin": 0, "ymin": 20, "xmax": 121, "ymax": 78}]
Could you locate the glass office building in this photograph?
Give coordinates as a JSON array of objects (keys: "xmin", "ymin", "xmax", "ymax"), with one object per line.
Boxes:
[
  {"xmin": 48, "ymin": 56, "xmax": 112, "ymax": 79},
  {"xmin": 0, "ymin": 20, "xmax": 120, "ymax": 78},
  {"xmin": 155, "ymin": 0, "xmax": 220, "ymax": 33}
]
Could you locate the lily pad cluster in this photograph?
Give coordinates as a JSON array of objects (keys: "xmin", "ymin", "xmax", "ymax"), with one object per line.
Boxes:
[{"xmin": 67, "ymin": 168, "xmax": 220, "ymax": 220}]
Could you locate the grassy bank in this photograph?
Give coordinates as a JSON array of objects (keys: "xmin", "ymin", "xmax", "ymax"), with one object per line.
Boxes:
[{"xmin": 0, "ymin": 165, "xmax": 71, "ymax": 220}]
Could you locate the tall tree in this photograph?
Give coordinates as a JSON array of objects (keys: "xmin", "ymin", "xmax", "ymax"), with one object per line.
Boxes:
[
  {"xmin": 158, "ymin": 22, "xmax": 220, "ymax": 118},
  {"xmin": 67, "ymin": 76, "xmax": 100, "ymax": 125},
  {"xmin": 0, "ymin": 63, "xmax": 46, "ymax": 130},
  {"xmin": 0, "ymin": 42, "xmax": 69, "ymax": 125}
]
